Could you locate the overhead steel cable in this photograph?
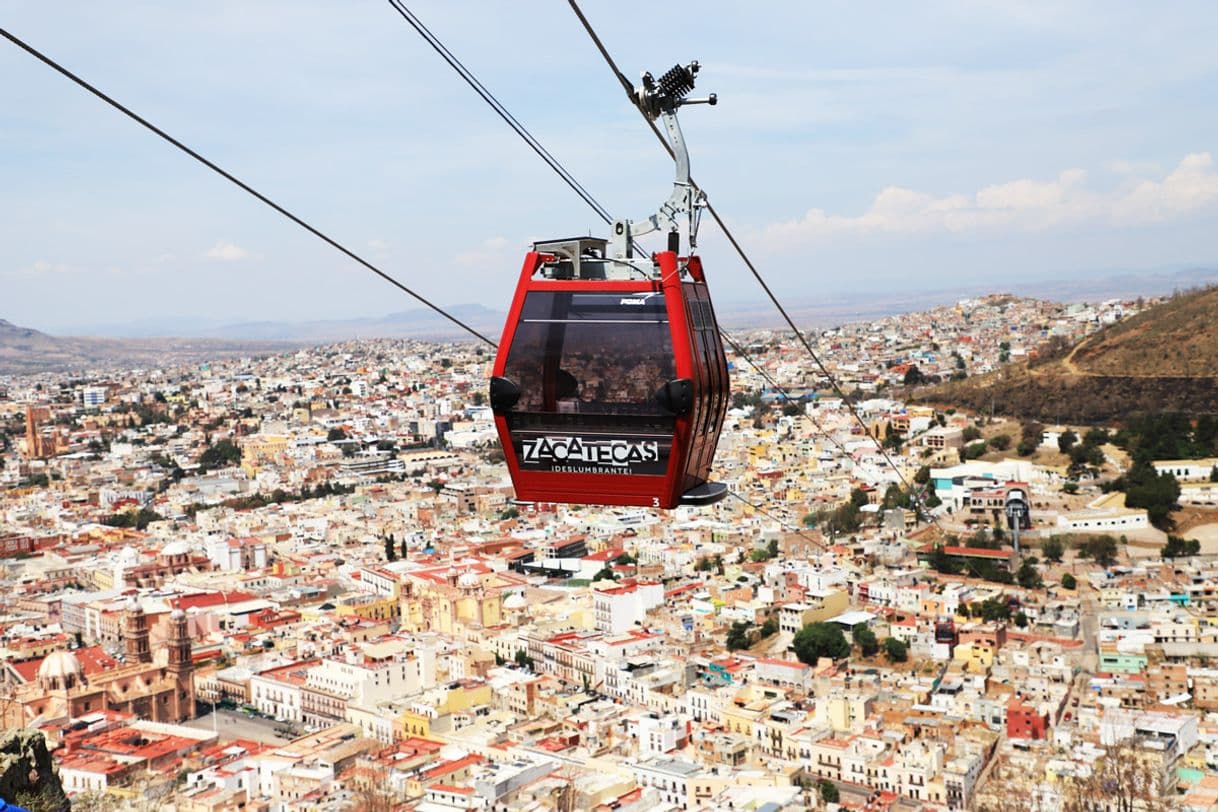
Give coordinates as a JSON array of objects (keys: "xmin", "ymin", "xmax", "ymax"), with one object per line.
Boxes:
[
  {"xmin": 385, "ymin": 4, "xmax": 851, "ymax": 548},
  {"xmin": 385, "ymin": 0, "xmax": 617, "ymax": 227},
  {"xmin": 563, "ymin": 0, "xmax": 930, "ymax": 508},
  {"xmin": 0, "ymin": 26, "xmax": 498, "ymax": 348},
  {"xmin": 385, "ymin": 0, "xmax": 655, "ymax": 262},
  {"xmin": 565, "ymin": 3, "xmax": 1012, "ymax": 584},
  {"xmin": 386, "ymin": 3, "xmax": 840, "ymax": 544}
]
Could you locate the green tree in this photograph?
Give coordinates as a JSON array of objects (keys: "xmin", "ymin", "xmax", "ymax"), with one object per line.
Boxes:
[
  {"xmin": 988, "ymin": 434, "xmax": 1012, "ymax": 451},
  {"xmin": 102, "ymin": 507, "xmax": 163, "ymax": 531},
  {"xmin": 384, "ymin": 533, "xmax": 397, "ymax": 562},
  {"xmin": 1163, "ymin": 535, "xmax": 1201, "ymax": 559},
  {"xmin": 592, "ymin": 567, "xmax": 617, "ymax": 582},
  {"xmin": 614, "ymin": 552, "xmax": 637, "ymax": 566},
  {"xmin": 760, "ymin": 617, "xmax": 779, "ymax": 638},
  {"xmin": 883, "ymin": 637, "xmax": 909, "ymax": 662},
  {"xmin": 1121, "ymin": 462, "xmax": 1180, "ymax": 530},
  {"xmin": 1062, "ymin": 481, "xmax": 1079, "ymax": 494},
  {"xmin": 883, "ymin": 483, "xmax": 910, "ymax": 510},
  {"xmin": 1058, "ymin": 430, "xmax": 1078, "ymax": 454},
  {"xmin": 914, "ymin": 465, "xmax": 931, "ymax": 485},
  {"xmin": 198, "ymin": 439, "xmax": 241, "ymax": 470},
  {"xmin": 928, "ymin": 545, "xmax": 962, "ymax": 575},
  {"xmin": 963, "ymin": 441, "xmax": 988, "ymax": 460},
  {"xmin": 1083, "ymin": 427, "xmax": 1110, "ymax": 447},
  {"xmin": 500, "ymin": 507, "xmax": 520, "ymax": 520},
  {"xmin": 792, "ymin": 622, "xmax": 851, "ymax": 665},
  {"xmin": 1061, "ymin": 573, "xmax": 1077, "ymax": 590},
  {"xmin": 1014, "ymin": 611, "xmax": 1029, "ymax": 628},
  {"xmin": 514, "ymin": 649, "xmax": 535, "ymax": 670},
  {"xmin": 903, "ymin": 365, "xmax": 926, "ymax": 386},
  {"xmin": 326, "ymin": 427, "xmax": 347, "ymax": 442},
  {"xmin": 852, "ymin": 625, "xmax": 879, "ymax": 657},
  {"xmin": 1041, "ymin": 536, "xmax": 1065, "ymax": 563},
  {"xmin": 726, "ymin": 621, "xmax": 753, "ymax": 651},
  {"xmin": 818, "ymin": 780, "xmax": 839, "ymax": 804},
  {"xmin": 1077, "ymin": 535, "xmax": 1119, "ymax": 567},
  {"xmin": 975, "ymin": 596, "xmax": 1012, "ymax": 621},
  {"xmin": 1016, "ymin": 560, "xmax": 1043, "ymax": 590}
]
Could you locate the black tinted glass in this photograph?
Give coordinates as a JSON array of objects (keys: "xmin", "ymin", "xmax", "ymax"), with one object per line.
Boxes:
[{"xmin": 503, "ymin": 291, "xmax": 675, "ymax": 415}]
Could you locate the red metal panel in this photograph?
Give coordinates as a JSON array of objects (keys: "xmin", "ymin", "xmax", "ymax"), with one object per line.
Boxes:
[{"xmin": 491, "ymin": 250, "xmax": 722, "ymax": 509}]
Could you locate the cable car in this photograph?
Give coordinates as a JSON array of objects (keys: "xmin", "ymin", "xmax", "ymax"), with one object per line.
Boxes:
[{"xmin": 489, "ymin": 62, "xmax": 729, "ymax": 508}]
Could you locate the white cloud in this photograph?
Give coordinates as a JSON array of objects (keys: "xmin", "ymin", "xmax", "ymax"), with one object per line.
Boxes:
[
  {"xmin": 760, "ymin": 153, "xmax": 1218, "ymax": 247},
  {"xmin": 18, "ymin": 259, "xmax": 75, "ymax": 275},
  {"xmin": 204, "ymin": 241, "xmax": 251, "ymax": 261},
  {"xmin": 368, "ymin": 239, "xmax": 389, "ymax": 252},
  {"xmin": 454, "ymin": 236, "xmax": 516, "ymax": 271},
  {"xmin": 3, "ymin": 259, "xmax": 77, "ymax": 277},
  {"xmin": 1114, "ymin": 153, "xmax": 1218, "ymax": 224}
]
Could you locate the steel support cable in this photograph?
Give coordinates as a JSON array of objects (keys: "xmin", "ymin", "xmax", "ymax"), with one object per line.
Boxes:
[
  {"xmin": 728, "ymin": 490, "xmax": 827, "ymax": 551},
  {"xmin": 564, "ymin": 0, "xmax": 933, "ymax": 513},
  {"xmin": 386, "ymin": 0, "xmax": 656, "ymax": 262},
  {"xmin": 388, "ymin": 2, "xmax": 954, "ymax": 563},
  {"xmin": 717, "ymin": 329, "xmax": 854, "ymax": 462},
  {"xmin": 386, "ymin": 0, "xmax": 616, "ymax": 227},
  {"xmin": 0, "ymin": 26, "xmax": 498, "ymax": 348},
  {"xmin": 388, "ymin": 4, "xmax": 837, "ymax": 550},
  {"xmin": 564, "ymin": 2, "xmax": 1003, "ymax": 585}
]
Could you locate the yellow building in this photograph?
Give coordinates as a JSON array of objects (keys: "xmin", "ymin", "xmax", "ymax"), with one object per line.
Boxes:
[
  {"xmin": 334, "ymin": 593, "xmax": 400, "ymax": 622},
  {"xmin": 397, "ymin": 681, "xmax": 492, "ymax": 739},
  {"xmin": 720, "ymin": 685, "xmax": 781, "ymax": 738},
  {"xmin": 820, "ymin": 693, "xmax": 874, "ymax": 733},
  {"xmin": 399, "ymin": 707, "xmax": 432, "ymax": 738},
  {"xmin": 239, "ymin": 434, "xmax": 289, "ymax": 475},
  {"xmin": 952, "ymin": 641, "xmax": 995, "ymax": 672},
  {"xmin": 400, "ymin": 566, "xmax": 511, "ymax": 635},
  {"xmin": 805, "ymin": 589, "xmax": 849, "ymax": 623}
]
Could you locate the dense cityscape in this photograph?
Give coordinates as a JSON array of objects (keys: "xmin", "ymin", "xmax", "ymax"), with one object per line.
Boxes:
[{"xmin": 4, "ymin": 290, "xmax": 1218, "ymax": 810}]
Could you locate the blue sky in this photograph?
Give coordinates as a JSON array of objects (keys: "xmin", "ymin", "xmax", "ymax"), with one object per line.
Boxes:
[{"xmin": 2, "ymin": 1, "xmax": 1216, "ymax": 334}]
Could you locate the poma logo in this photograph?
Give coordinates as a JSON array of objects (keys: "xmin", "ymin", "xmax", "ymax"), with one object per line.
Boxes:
[{"xmin": 520, "ymin": 436, "xmax": 660, "ymax": 467}]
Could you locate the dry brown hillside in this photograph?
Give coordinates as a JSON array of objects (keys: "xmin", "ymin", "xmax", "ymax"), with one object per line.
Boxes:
[
  {"xmin": 916, "ymin": 287, "xmax": 1218, "ymax": 423},
  {"xmin": 1067, "ymin": 285, "xmax": 1218, "ymax": 377}
]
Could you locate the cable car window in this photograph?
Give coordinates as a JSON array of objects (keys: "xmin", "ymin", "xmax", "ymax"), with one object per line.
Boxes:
[{"xmin": 502, "ymin": 292, "xmax": 676, "ymax": 416}]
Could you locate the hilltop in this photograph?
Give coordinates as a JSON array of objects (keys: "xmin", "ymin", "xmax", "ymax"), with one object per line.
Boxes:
[
  {"xmin": 0, "ymin": 318, "xmax": 295, "ymax": 376},
  {"xmin": 918, "ymin": 286, "xmax": 1218, "ymax": 423},
  {"xmin": 1064, "ymin": 285, "xmax": 1218, "ymax": 377}
]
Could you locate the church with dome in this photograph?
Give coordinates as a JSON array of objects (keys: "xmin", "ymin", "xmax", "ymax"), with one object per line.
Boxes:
[{"xmin": 2, "ymin": 601, "xmax": 196, "ymax": 728}]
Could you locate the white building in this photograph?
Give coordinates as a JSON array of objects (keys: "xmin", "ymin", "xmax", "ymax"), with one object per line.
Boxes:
[
  {"xmin": 633, "ymin": 712, "xmax": 688, "ymax": 758},
  {"xmin": 630, "ymin": 757, "xmax": 703, "ymax": 810},
  {"xmin": 1154, "ymin": 459, "xmax": 1218, "ymax": 482},
  {"xmin": 593, "ymin": 581, "xmax": 664, "ymax": 634},
  {"xmin": 81, "ymin": 386, "xmax": 108, "ymax": 408}
]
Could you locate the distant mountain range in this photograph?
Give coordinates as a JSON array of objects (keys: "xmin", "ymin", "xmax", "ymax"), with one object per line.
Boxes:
[
  {"xmin": 0, "ymin": 319, "xmax": 294, "ymax": 376},
  {"xmin": 36, "ymin": 264, "xmax": 1218, "ymax": 341},
  {"xmin": 5, "ymin": 264, "xmax": 1217, "ymax": 375}
]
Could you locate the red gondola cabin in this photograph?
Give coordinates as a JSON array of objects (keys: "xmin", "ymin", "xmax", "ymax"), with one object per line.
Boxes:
[{"xmin": 490, "ymin": 237, "xmax": 729, "ymax": 508}]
